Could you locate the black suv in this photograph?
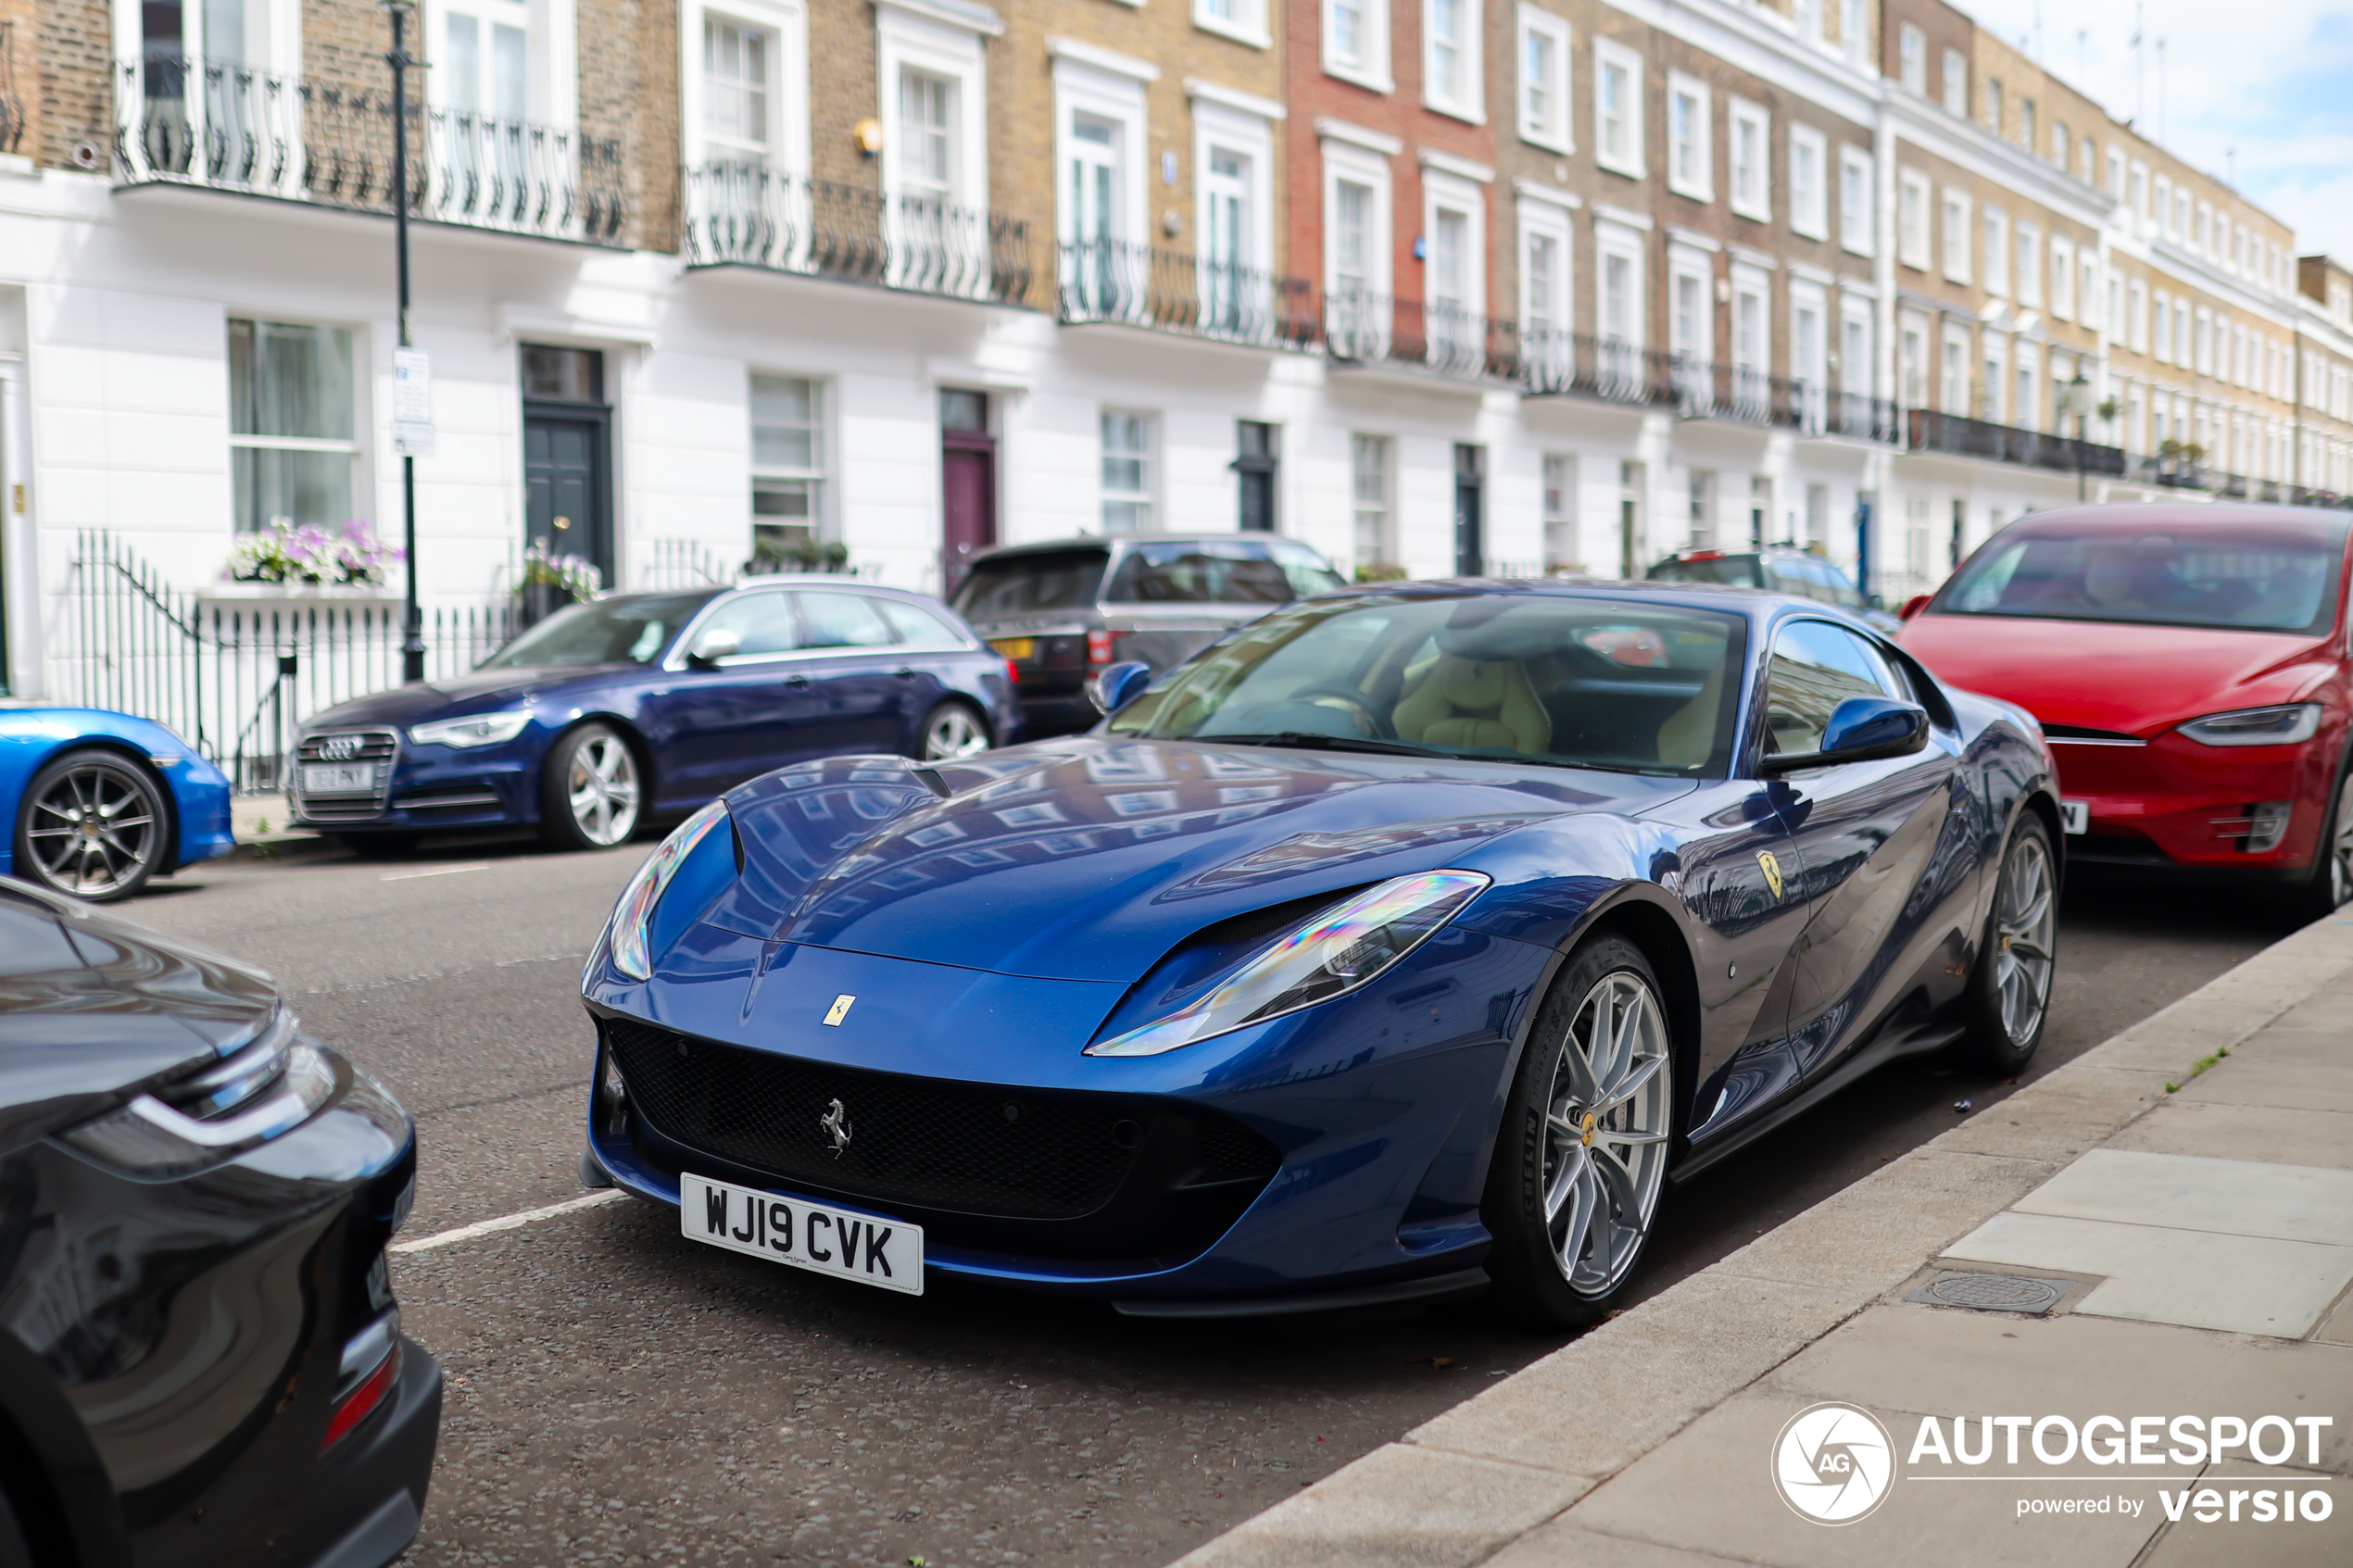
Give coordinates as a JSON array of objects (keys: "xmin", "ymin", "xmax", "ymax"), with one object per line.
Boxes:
[
  {"xmin": 1646, "ymin": 546, "xmax": 1900, "ymax": 632},
  {"xmin": 950, "ymin": 536, "xmax": 1346, "ymax": 734}
]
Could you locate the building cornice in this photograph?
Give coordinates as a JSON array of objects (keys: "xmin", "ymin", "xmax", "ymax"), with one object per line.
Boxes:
[
  {"xmin": 1887, "ymin": 93, "xmax": 2113, "ymax": 232},
  {"xmin": 1588, "ymin": 0, "xmax": 1881, "ymax": 131},
  {"xmin": 1511, "ymin": 177, "xmax": 1582, "ymax": 211},
  {"xmin": 878, "ymin": 0, "xmax": 1005, "ymax": 37},
  {"xmin": 1315, "ymin": 117, "xmax": 1403, "ymax": 157},
  {"xmin": 1186, "ymin": 79, "xmax": 1288, "ymax": 120},
  {"xmin": 1417, "ymin": 148, "xmax": 1494, "ymax": 184},
  {"xmin": 1046, "ymin": 36, "xmax": 1159, "ymax": 82}
]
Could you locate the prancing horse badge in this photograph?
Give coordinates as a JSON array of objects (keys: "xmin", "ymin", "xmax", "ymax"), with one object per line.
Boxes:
[
  {"xmin": 1756, "ymin": 850, "xmax": 1784, "ymax": 899},
  {"xmin": 824, "ymin": 994, "xmax": 856, "ymax": 1026}
]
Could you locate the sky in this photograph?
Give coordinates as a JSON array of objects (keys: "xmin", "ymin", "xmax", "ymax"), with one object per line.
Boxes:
[{"xmin": 1960, "ymin": 0, "xmax": 2353, "ymax": 263}]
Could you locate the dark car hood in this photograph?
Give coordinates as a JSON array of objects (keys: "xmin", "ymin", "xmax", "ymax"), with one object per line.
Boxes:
[
  {"xmin": 306, "ymin": 665, "xmax": 634, "ymax": 728},
  {"xmin": 1899, "ymin": 614, "xmax": 2334, "ymax": 734},
  {"xmin": 0, "ymin": 883, "xmax": 280, "ymax": 1150},
  {"xmin": 708, "ymin": 739, "xmax": 1696, "ymax": 984}
]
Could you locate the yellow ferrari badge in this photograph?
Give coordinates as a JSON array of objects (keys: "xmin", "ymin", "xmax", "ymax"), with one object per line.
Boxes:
[
  {"xmin": 824, "ymin": 994, "xmax": 856, "ymax": 1026},
  {"xmin": 1757, "ymin": 850, "xmax": 1784, "ymax": 899}
]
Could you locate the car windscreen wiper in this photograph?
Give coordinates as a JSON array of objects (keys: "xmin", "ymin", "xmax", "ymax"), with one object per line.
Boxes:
[{"xmin": 1207, "ymin": 731, "xmax": 1460, "ymax": 759}]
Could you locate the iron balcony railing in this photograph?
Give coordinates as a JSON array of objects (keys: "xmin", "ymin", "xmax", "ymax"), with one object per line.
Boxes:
[
  {"xmin": 1518, "ymin": 331, "xmax": 1902, "ymax": 442},
  {"xmin": 0, "ymin": 20, "xmax": 27, "ymax": 157},
  {"xmin": 114, "ymin": 54, "xmax": 625, "ymax": 243},
  {"xmin": 1058, "ymin": 240, "xmax": 1315, "ymax": 348},
  {"xmin": 1906, "ymin": 409, "xmax": 2128, "ymax": 477},
  {"xmin": 685, "ymin": 163, "xmax": 1033, "ymax": 305},
  {"xmin": 1323, "ymin": 289, "xmax": 1518, "ymax": 381}
]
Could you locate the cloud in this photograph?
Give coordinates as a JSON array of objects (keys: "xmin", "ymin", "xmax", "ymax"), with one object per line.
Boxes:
[{"xmin": 1959, "ymin": 0, "xmax": 2353, "ymax": 258}]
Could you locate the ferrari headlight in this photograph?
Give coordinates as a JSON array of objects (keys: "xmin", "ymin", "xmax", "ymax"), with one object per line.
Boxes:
[
  {"xmin": 56, "ymin": 1008, "xmax": 338, "ymax": 1177},
  {"xmin": 2175, "ymin": 703, "xmax": 2322, "ymax": 747},
  {"xmin": 409, "ymin": 709, "xmax": 534, "ymax": 748},
  {"xmin": 606, "ymin": 799, "xmax": 731, "ymax": 982},
  {"xmin": 1085, "ymin": 870, "xmax": 1490, "ymax": 1058}
]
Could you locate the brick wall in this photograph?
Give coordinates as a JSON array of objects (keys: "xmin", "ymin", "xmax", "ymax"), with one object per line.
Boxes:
[
  {"xmin": 29, "ymin": 0, "xmax": 107, "ymax": 171},
  {"xmin": 578, "ymin": 0, "xmax": 678, "ymax": 251},
  {"xmin": 809, "ymin": 0, "xmax": 877, "ymax": 194}
]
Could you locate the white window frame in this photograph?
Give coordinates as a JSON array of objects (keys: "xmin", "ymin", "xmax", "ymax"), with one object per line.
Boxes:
[
  {"xmin": 1194, "ymin": 98, "xmax": 1278, "ymax": 282},
  {"xmin": 1422, "ymin": 0, "xmax": 1485, "ymax": 123},
  {"xmin": 1897, "ymin": 168, "xmax": 1930, "ymax": 270},
  {"xmin": 1666, "ymin": 73, "xmax": 1711, "ymax": 202},
  {"xmin": 1981, "ymin": 206, "xmax": 2007, "ymax": 297},
  {"xmin": 1941, "ymin": 47, "xmax": 1966, "ymax": 116},
  {"xmin": 1352, "ymin": 433, "xmax": 1394, "ymax": 567},
  {"xmin": 1940, "ymin": 321, "xmax": 1969, "ymax": 414},
  {"xmin": 1899, "ymin": 309, "xmax": 1928, "ymax": 406},
  {"xmin": 1516, "ymin": 5, "xmax": 1571, "ymax": 154},
  {"xmin": 1789, "ymin": 123, "xmax": 1827, "ymax": 240},
  {"xmin": 1728, "ymin": 98, "xmax": 1769, "ymax": 222},
  {"xmin": 226, "ymin": 315, "xmax": 363, "ymax": 533},
  {"xmin": 1667, "ymin": 244, "xmax": 1713, "ymax": 363},
  {"xmin": 749, "ymin": 370, "xmax": 830, "ymax": 546},
  {"xmin": 1941, "ymin": 188, "xmax": 1971, "ymax": 284},
  {"xmin": 1194, "ymin": 0, "xmax": 1272, "ymax": 50},
  {"xmin": 1320, "ymin": 134, "xmax": 1395, "ymax": 304},
  {"xmin": 1516, "ymin": 194, "xmax": 1574, "ymax": 347},
  {"xmin": 680, "ymin": 0, "xmax": 806, "ymax": 174},
  {"xmin": 1052, "ymin": 49, "xmax": 1151, "ymax": 253},
  {"xmin": 1422, "ymin": 169, "xmax": 1488, "ymax": 320},
  {"xmin": 427, "ymin": 0, "xmax": 577, "ymax": 133},
  {"xmin": 1791, "ymin": 277, "xmax": 1828, "ymax": 396},
  {"xmin": 1099, "ymin": 408, "xmax": 1157, "ymax": 534},
  {"xmin": 1843, "ymin": 295, "xmax": 1877, "ymax": 398},
  {"xmin": 2126, "ymin": 277, "xmax": 2148, "ymax": 354},
  {"xmin": 1730, "ymin": 261, "xmax": 1770, "ymax": 383},
  {"xmin": 1593, "ymin": 38, "xmax": 1643, "ymax": 179},
  {"xmin": 2015, "ymin": 220, "xmax": 2041, "ymax": 307},
  {"xmin": 2049, "ymin": 235, "xmax": 2074, "ymax": 320},
  {"xmin": 1839, "ymin": 146, "xmax": 1873, "ymax": 257},
  {"xmin": 1897, "ymin": 22, "xmax": 1925, "ymax": 93},
  {"xmin": 1321, "ymin": 0, "xmax": 1392, "ymax": 93},
  {"xmin": 1596, "ymin": 220, "xmax": 1646, "ymax": 350},
  {"xmin": 877, "ymin": 2, "xmax": 990, "ymax": 216}
]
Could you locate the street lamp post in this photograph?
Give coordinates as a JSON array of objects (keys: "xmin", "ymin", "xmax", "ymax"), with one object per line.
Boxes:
[
  {"xmin": 384, "ymin": 0, "xmax": 425, "ymax": 683},
  {"xmin": 2064, "ymin": 370, "xmax": 2094, "ymax": 504}
]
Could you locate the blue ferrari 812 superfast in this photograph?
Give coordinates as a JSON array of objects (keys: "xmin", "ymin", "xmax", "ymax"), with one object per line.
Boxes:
[{"xmin": 578, "ymin": 580, "xmax": 2060, "ymax": 1325}]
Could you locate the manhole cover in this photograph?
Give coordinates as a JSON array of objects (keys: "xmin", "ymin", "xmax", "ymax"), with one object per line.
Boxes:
[{"xmin": 1906, "ymin": 1271, "xmax": 2068, "ymax": 1314}]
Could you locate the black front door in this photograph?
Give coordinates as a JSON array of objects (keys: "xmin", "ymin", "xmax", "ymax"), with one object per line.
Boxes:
[
  {"xmin": 523, "ymin": 407, "xmax": 612, "ymax": 584},
  {"xmin": 1236, "ymin": 420, "xmax": 1277, "ymax": 533},
  {"xmin": 1454, "ymin": 443, "xmax": 1484, "ymax": 575}
]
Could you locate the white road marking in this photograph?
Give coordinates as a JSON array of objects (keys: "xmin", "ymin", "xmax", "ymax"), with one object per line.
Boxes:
[
  {"xmin": 381, "ymin": 861, "xmax": 493, "ymax": 882},
  {"xmin": 390, "ymin": 1188, "xmax": 626, "ymax": 1254}
]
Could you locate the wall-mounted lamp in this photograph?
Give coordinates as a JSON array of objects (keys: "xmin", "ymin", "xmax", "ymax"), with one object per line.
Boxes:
[
  {"xmin": 853, "ymin": 119, "xmax": 884, "ymax": 157},
  {"xmin": 1164, "ymin": 209, "xmax": 1183, "ymax": 237}
]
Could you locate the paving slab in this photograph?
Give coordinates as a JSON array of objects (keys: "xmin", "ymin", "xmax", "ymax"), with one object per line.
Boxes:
[
  {"xmin": 2133, "ymin": 1462, "xmax": 2353, "ymax": 1567},
  {"xmin": 2009, "ymin": 1148, "xmax": 2353, "ymax": 1247},
  {"xmin": 2108, "ymin": 1100, "xmax": 2353, "ymax": 1170},
  {"xmin": 1482, "ymin": 1518, "xmax": 1761, "ymax": 1567},
  {"xmin": 1561, "ymin": 1388, "xmax": 2168, "ymax": 1568},
  {"xmin": 1943, "ymin": 1210, "xmax": 2353, "ymax": 1336},
  {"xmin": 1163, "ymin": 1442, "xmax": 1592, "ymax": 1568},
  {"xmin": 2172, "ymin": 1040, "xmax": 2353, "ymax": 1115},
  {"xmin": 1931, "ymin": 1070, "xmax": 2174, "ymax": 1162}
]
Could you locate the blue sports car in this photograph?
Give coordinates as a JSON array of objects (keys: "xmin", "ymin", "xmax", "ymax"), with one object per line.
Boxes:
[
  {"xmin": 291, "ymin": 579, "xmax": 1020, "ymax": 853},
  {"xmin": 2, "ymin": 703, "xmax": 235, "ymax": 900},
  {"xmin": 578, "ymin": 580, "xmax": 2060, "ymax": 1325}
]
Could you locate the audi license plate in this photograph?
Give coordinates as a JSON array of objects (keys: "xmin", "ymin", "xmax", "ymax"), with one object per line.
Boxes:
[
  {"xmin": 302, "ymin": 764, "xmax": 376, "ymax": 795},
  {"xmin": 2059, "ymin": 799, "xmax": 2089, "ymax": 835},
  {"xmin": 679, "ymin": 1173, "xmax": 923, "ymax": 1295}
]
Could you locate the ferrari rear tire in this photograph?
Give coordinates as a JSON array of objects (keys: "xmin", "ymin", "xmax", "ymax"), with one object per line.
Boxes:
[
  {"xmin": 1483, "ymin": 936, "xmax": 1679, "ymax": 1331},
  {"xmin": 14, "ymin": 748, "xmax": 168, "ymax": 902},
  {"xmin": 1957, "ymin": 812, "xmax": 2058, "ymax": 1075}
]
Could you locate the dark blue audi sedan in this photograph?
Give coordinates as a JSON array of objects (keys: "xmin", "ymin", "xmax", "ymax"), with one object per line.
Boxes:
[
  {"xmin": 575, "ymin": 580, "xmax": 2062, "ymax": 1326},
  {"xmin": 292, "ymin": 580, "xmax": 1019, "ymax": 852}
]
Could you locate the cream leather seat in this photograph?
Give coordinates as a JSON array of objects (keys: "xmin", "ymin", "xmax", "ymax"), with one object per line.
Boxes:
[
  {"xmin": 1655, "ymin": 661, "xmax": 1725, "ymax": 768},
  {"xmin": 1392, "ymin": 656, "xmax": 1553, "ymax": 754}
]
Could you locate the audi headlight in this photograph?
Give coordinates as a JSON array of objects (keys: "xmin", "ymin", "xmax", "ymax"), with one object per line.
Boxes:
[
  {"xmin": 1086, "ymin": 870, "xmax": 1490, "ymax": 1058},
  {"xmin": 606, "ymin": 799, "xmax": 731, "ymax": 982},
  {"xmin": 2175, "ymin": 703, "xmax": 2322, "ymax": 747},
  {"xmin": 55, "ymin": 1007, "xmax": 339, "ymax": 1177},
  {"xmin": 409, "ymin": 709, "xmax": 534, "ymax": 748}
]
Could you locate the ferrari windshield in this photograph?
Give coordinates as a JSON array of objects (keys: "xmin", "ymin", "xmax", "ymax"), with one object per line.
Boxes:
[
  {"xmin": 1107, "ymin": 593, "xmax": 1745, "ymax": 776},
  {"xmin": 479, "ymin": 594, "xmax": 715, "ymax": 670},
  {"xmin": 1936, "ymin": 517, "xmax": 2350, "ymax": 635}
]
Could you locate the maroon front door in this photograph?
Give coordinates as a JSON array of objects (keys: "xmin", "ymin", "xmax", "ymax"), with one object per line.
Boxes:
[{"xmin": 940, "ymin": 390, "xmax": 996, "ymax": 594}]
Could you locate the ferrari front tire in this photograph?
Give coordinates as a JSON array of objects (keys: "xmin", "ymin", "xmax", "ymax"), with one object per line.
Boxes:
[{"xmin": 1483, "ymin": 935, "xmax": 1679, "ymax": 1330}]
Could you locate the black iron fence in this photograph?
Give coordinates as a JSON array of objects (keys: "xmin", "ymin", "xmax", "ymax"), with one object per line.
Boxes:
[
  {"xmin": 1057, "ymin": 241, "xmax": 1316, "ymax": 349},
  {"xmin": 114, "ymin": 54, "xmax": 626, "ymax": 243},
  {"xmin": 1907, "ymin": 409, "xmax": 2128, "ymax": 477},
  {"xmin": 61, "ymin": 532, "xmax": 515, "ymax": 795},
  {"xmin": 684, "ymin": 163, "xmax": 1033, "ymax": 305}
]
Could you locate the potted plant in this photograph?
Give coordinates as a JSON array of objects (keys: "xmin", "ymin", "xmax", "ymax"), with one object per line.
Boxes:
[
  {"xmin": 206, "ymin": 521, "xmax": 406, "ymax": 613},
  {"xmin": 746, "ymin": 534, "xmax": 853, "ymax": 576},
  {"xmin": 517, "ymin": 542, "xmax": 603, "ymax": 626}
]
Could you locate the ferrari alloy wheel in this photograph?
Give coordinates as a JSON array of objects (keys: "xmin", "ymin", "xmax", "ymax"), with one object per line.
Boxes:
[
  {"xmin": 919, "ymin": 702, "xmax": 990, "ymax": 761},
  {"xmin": 1958, "ymin": 813, "xmax": 2058, "ymax": 1073},
  {"xmin": 541, "ymin": 723, "xmax": 641, "ymax": 850},
  {"xmin": 1485, "ymin": 935, "xmax": 1680, "ymax": 1328},
  {"xmin": 16, "ymin": 749, "xmax": 167, "ymax": 902}
]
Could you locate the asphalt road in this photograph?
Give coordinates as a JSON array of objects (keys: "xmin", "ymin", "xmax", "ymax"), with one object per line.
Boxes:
[{"xmin": 125, "ymin": 836, "xmax": 2299, "ymax": 1568}]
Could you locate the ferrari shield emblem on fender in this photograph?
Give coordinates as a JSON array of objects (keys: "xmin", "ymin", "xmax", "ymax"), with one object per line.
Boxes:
[
  {"xmin": 824, "ymin": 994, "xmax": 856, "ymax": 1026},
  {"xmin": 1757, "ymin": 850, "xmax": 1784, "ymax": 899}
]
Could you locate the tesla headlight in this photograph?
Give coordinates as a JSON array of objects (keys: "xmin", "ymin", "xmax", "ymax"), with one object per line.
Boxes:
[
  {"xmin": 409, "ymin": 709, "xmax": 534, "ymax": 748},
  {"xmin": 2175, "ymin": 703, "xmax": 2322, "ymax": 747},
  {"xmin": 1086, "ymin": 870, "xmax": 1491, "ymax": 1058},
  {"xmin": 606, "ymin": 799, "xmax": 731, "ymax": 982},
  {"xmin": 56, "ymin": 1007, "xmax": 339, "ymax": 1177}
]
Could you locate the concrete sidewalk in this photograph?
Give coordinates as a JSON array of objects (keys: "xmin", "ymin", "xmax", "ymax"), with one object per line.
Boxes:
[{"xmin": 1175, "ymin": 913, "xmax": 2353, "ymax": 1568}]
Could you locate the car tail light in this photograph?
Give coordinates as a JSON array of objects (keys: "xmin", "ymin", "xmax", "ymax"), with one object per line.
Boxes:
[
  {"xmin": 1005, "ymin": 659, "xmax": 1021, "ymax": 686},
  {"xmin": 1087, "ymin": 630, "xmax": 1115, "ymax": 665},
  {"xmin": 322, "ymin": 1314, "xmax": 401, "ymax": 1451}
]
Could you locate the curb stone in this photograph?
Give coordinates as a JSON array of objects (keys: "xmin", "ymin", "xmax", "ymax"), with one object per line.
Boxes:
[{"xmin": 1168, "ymin": 913, "xmax": 2353, "ymax": 1568}]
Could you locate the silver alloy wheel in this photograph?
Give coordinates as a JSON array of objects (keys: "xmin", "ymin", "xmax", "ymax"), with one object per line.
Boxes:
[
  {"xmin": 922, "ymin": 706, "xmax": 988, "ymax": 760},
  {"xmin": 1541, "ymin": 970, "xmax": 1673, "ymax": 1298},
  {"xmin": 2329, "ymin": 772, "xmax": 2353, "ymax": 909},
  {"xmin": 25, "ymin": 761, "xmax": 160, "ymax": 897},
  {"xmin": 1994, "ymin": 831, "xmax": 2057, "ymax": 1044},
  {"xmin": 566, "ymin": 732, "xmax": 641, "ymax": 847}
]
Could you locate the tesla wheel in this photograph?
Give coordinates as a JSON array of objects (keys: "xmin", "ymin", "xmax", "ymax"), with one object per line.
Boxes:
[
  {"xmin": 14, "ymin": 749, "xmax": 168, "ymax": 902},
  {"xmin": 540, "ymin": 723, "xmax": 642, "ymax": 851},
  {"xmin": 1484, "ymin": 935, "xmax": 1678, "ymax": 1330},
  {"xmin": 1957, "ymin": 813, "xmax": 2058, "ymax": 1074},
  {"xmin": 917, "ymin": 701, "xmax": 991, "ymax": 761},
  {"xmin": 2293, "ymin": 762, "xmax": 2353, "ymax": 920}
]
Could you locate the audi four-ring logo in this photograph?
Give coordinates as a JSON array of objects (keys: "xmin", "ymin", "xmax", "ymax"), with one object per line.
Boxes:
[{"xmin": 316, "ymin": 734, "xmax": 362, "ymax": 761}]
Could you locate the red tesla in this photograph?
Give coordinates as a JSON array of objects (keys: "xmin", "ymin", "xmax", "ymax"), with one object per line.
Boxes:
[{"xmin": 1897, "ymin": 505, "xmax": 2353, "ymax": 915}]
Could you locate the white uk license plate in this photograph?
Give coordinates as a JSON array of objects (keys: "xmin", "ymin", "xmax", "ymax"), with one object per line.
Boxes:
[
  {"xmin": 679, "ymin": 1173, "xmax": 923, "ymax": 1295},
  {"xmin": 2060, "ymin": 799, "xmax": 2089, "ymax": 835},
  {"xmin": 302, "ymin": 763, "xmax": 375, "ymax": 795}
]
